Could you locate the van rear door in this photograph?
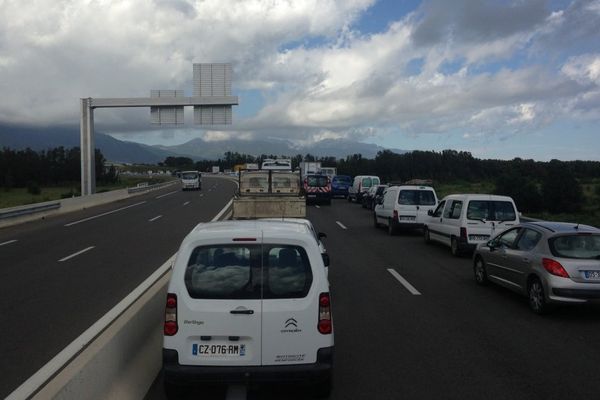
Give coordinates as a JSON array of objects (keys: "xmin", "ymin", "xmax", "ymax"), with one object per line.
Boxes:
[
  {"xmin": 466, "ymin": 200, "xmax": 518, "ymax": 241},
  {"xmin": 261, "ymin": 243, "xmax": 322, "ymax": 365},
  {"xmin": 176, "ymin": 244, "xmax": 263, "ymax": 366}
]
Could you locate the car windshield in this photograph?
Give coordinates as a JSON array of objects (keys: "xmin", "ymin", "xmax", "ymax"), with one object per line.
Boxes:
[
  {"xmin": 182, "ymin": 172, "xmax": 198, "ymax": 179},
  {"xmin": 549, "ymin": 234, "xmax": 600, "ymax": 259},
  {"xmin": 334, "ymin": 176, "xmax": 352, "ymax": 184},
  {"xmin": 467, "ymin": 200, "xmax": 516, "ymax": 221},
  {"xmin": 397, "ymin": 190, "xmax": 436, "ymax": 205}
]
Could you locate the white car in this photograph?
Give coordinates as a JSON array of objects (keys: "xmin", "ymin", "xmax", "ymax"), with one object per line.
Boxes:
[
  {"xmin": 348, "ymin": 175, "xmax": 380, "ymax": 203},
  {"xmin": 374, "ymin": 185, "xmax": 438, "ymax": 235},
  {"xmin": 424, "ymin": 194, "xmax": 520, "ymax": 256},
  {"xmin": 162, "ymin": 220, "xmax": 334, "ymax": 398}
]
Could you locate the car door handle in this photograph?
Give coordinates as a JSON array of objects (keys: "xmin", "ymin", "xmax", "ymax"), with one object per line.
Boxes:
[{"xmin": 230, "ymin": 309, "xmax": 254, "ymax": 315}]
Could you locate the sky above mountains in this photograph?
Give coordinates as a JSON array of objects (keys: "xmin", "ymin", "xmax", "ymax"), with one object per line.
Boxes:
[{"xmin": 1, "ymin": 0, "xmax": 599, "ymax": 160}]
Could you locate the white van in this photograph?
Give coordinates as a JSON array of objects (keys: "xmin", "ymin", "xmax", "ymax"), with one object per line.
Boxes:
[
  {"xmin": 423, "ymin": 194, "xmax": 520, "ymax": 256},
  {"xmin": 181, "ymin": 170, "xmax": 201, "ymax": 191},
  {"xmin": 348, "ymin": 175, "xmax": 380, "ymax": 203},
  {"xmin": 162, "ymin": 220, "xmax": 334, "ymax": 398},
  {"xmin": 373, "ymin": 185, "xmax": 438, "ymax": 235}
]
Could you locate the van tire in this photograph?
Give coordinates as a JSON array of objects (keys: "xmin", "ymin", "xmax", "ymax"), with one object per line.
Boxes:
[
  {"xmin": 373, "ymin": 213, "xmax": 380, "ymax": 228},
  {"xmin": 388, "ymin": 219, "xmax": 397, "ymax": 236},
  {"xmin": 450, "ymin": 237, "xmax": 461, "ymax": 256},
  {"xmin": 312, "ymin": 377, "xmax": 332, "ymax": 398},
  {"xmin": 424, "ymin": 227, "xmax": 431, "ymax": 244}
]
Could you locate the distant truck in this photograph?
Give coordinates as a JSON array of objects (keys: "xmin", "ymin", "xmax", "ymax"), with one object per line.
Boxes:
[
  {"xmin": 232, "ymin": 170, "xmax": 305, "ymax": 219},
  {"xmin": 320, "ymin": 167, "xmax": 337, "ymax": 177},
  {"xmin": 261, "ymin": 159, "xmax": 292, "ymax": 171},
  {"xmin": 299, "ymin": 161, "xmax": 321, "ymax": 177},
  {"xmin": 211, "ymin": 166, "xmax": 220, "ymax": 174},
  {"xmin": 181, "ymin": 170, "xmax": 201, "ymax": 191}
]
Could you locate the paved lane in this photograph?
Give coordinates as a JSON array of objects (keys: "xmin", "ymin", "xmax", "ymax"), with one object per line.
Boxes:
[{"xmin": 0, "ymin": 177, "xmax": 237, "ymax": 398}]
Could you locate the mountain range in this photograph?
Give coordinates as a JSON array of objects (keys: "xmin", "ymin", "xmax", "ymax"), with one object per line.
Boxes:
[{"xmin": 0, "ymin": 123, "xmax": 406, "ymax": 163}]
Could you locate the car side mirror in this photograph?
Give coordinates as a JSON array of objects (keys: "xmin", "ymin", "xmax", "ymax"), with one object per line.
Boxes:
[
  {"xmin": 487, "ymin": 240, "xmax": 496, "ymax": 251},
  {"xmin": 318, "ymin": 232, "xmax": 327, "ymax": 239},
  {"xmin": 377, "ymin": 198, "xmax": 383, "ymax": 205},
  {"xmin": 427, "ymin": 210, "xmax": 434, "ymax": 216},
  {"xmin": 322, "ymin": 253, "xmax": 330, "ymax": 267}
]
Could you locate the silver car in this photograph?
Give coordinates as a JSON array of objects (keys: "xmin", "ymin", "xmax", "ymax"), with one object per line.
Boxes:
[{"xmin": 473, "ymin": 221, "xmax": 600, "ymax": 314}]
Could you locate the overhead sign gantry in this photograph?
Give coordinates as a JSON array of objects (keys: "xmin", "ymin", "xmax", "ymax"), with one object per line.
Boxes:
[{"xmin": 80, "ymin": 63, "xmax": 238, "ymax": 195}]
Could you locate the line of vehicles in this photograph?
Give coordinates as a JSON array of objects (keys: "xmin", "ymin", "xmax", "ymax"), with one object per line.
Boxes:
[{"xmin": 345, "ymin": 175, "xmax": 600, "ymax": 315}]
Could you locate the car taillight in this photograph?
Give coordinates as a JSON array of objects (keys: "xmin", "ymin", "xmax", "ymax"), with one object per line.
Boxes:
[
  {"xmin": 393, "ymin": 210, "xmax": 398, "ymax": 222},
  {"xmin": 460, "ymin": 227, "xmax": 467, "ymax": 239},
  {"xmin": 542, "ymin": 258, "xmax": 569, "ymax": 278},
  {"xmin": 318, "ymin": 293, "xmax": 332, "ymax": 334},
  {"xmin": 164, "ymin": 293, "xmax": 178, "ymax": 336}
]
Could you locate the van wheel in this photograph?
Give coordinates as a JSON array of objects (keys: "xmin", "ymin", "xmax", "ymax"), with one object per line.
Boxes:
[
  {"xmin": 450, "ymin": 237, "xmax": 461, "ymax": 256},
  {"xmin": 388, "ymin": 219, "xmax": 397, "ymax": 236},
  {"xmin": 312, "ymin": 377, "xmax": 332, "ymax": 398},
  {"xmin": 528, "ymin": 277, "xmax": 550, "ymax": 315},
  {"xmin": 373, "ymin": 213, "xmax": 380, "ymax": 228},
  {"xmin": 424, "ymin": 227, "xmax": 431, "ymax": 244},
  {"xmin": 473, "ymin": 256, "xmax": 489, "ymax": 285}
]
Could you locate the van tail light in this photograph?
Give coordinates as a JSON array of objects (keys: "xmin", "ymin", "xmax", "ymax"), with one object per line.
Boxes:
[
  {"xmin": 393, "ymin": 210, "xmax": 398, "ymax": 222},
  {"xmin": 460, "ymin": 227, "xmax": 467, "ymax": 239},
  {"xmin": 318, "ymin": 293, "xmax": 332, "ymax": 334},
  {"xmin": 164, "ymin": 293, "xmax": 178, "ymax": 336},
  {"xmin": 542, "ymin": 258, "xmax": 570, "ymax": 278}
]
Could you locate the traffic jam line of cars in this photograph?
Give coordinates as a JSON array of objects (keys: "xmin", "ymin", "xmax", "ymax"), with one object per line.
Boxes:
[{"xmin": 345, "ymin": 174, "xmax": 600, "ymax": 314}]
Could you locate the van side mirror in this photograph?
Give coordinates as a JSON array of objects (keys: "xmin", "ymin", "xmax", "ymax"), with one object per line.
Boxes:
[
  {"xmin": 427, "ymin": 209, "xmax": 434, "ymax": 216},
  {"xmin": 322, "ymin": 253, "xmax": 330, "ymax": 267},
  {"xmin": 318, "ymin": 232, "xmax": 327, "ymax": 239},
  {"xmin": 377, "ymin": 198, "xmax": 383, "ymax": 205}
]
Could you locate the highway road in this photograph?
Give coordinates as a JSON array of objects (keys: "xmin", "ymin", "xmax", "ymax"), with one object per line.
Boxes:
[
  {"xmin": 0, "ymin": 177, "xmax": 237, "ymax": 398},
  {"xmin": 144, "ymin": 197, "xmax": 600, "ymax": 400}
]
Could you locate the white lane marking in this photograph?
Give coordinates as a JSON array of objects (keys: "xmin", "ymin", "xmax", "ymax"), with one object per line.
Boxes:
[
  {"xmin": 0, "ymin": 239, "xmax": 18, "ymax": 247},
  {"xmin": 315, "ymin": 205, "xmax": 320, "ymax": 209},
  {"xmin": 226, "ymin": 385, "xmax": 246, "ymax": 400},
  {"xmin": 183, "ymin": 201, "xmax": 190, "ymax": 206},
  {"xmin": 387, "ymin": 268, "xmax": 421, "ymax": 295},
  {"xmin": 212, "ymin": 199, "xmax": 234, "ymax": 221},
  {"xmin": 199, "ymin": 194, "xmax": 204, "ymax": 197},
  {"xmin": 336, "ymin": 221, "xmax": 348, "ymax": 230},
  {"xmin": 148, "ymin": 215, "xmax": 163, "ymax": 222},
  {"xmin": 64, "ymin": 201, "xmax": 147, "ymax": 227},
  {"xmin": 155, "ymin": 190, "xmax": 178, "ymax": 199},
  {"xmin": 58, "ymin": 246, "xmax": 95, "ymax": 262}
]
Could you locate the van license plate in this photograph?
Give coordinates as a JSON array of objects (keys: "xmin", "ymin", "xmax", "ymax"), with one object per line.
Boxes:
[
  {"xmin": 584, "ymin": 271, "xmax": 600, "ymax": 280},
  {"xmin": 193, "ymin": 343, "xmax": 245, "ymax": 357},
  {"xmin": 399, "ymin": 216, "xmax": 415, "ymax": 221}
]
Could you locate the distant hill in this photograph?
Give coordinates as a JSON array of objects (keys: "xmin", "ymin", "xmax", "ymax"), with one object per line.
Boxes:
[
  {"xmin": 160, "ymin": 137, "xmax": 406, "ymax": 160},
  {"xmin": 0, "ymin": 123, "xmax": 177, "ymax": 164},
  {"xmin": 0, "ymin": 123, "xmax": 407, "ymax": 163}
]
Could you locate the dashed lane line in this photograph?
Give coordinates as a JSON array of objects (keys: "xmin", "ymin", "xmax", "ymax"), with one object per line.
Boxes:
[
  {"xmin": 183, "ymin": 201, "xmax": 190, "ymax": 206},
  {"xmin": 0, "ymin": 239, "xmax": 18, "ymax": 247},
  {"xmin": 155, "ymin": 190, "xmax": 178, "ymax": 199},
  {"xmin": 58, "ymin": 246, "xmax": 95, "ymax": 262},
  {"xmin": 148, "ymin": 215, "xmax": 163, "ymax": 222},
  {"xmin": 64, "ymin": 201, "xmax": 147, "ymax": 227},
  {"xmin": 387, "ymin": 268, "xmax": 422, "ymax": 295},
  {"xmin": 336, "ymin": 221, "xmax": 348, "ymax": 230}
]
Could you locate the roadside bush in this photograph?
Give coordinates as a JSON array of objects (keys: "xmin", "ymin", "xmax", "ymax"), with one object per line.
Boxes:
[
  {"xmin": 494, "ymin": 173, "xmax": 543, "ymax": 213},
  {"xmin": 27, "ymin": 181, "xmax": 41, "ymax": 195},
  {"xmin": 542, "ymin": 161, "xmax": 584, "ymax": 213}
]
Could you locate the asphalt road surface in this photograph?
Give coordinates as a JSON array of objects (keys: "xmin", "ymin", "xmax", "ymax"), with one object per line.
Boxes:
[
  {"xmin": 0, "ymin": 177, "xmax": 237, "ymax": 398},
  {"xmin": 145, "ymin": 196, "xmax": 600, "ymax": 400}
]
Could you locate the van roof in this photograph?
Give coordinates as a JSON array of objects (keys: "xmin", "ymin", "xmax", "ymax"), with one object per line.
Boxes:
[
  {"xmin": 186, "ymin": 220, "xmax": 312, "ymax": 242},
  {"xmin": 441, "ymin": 194, "xmax": 514, "ymax": 201},
  {"xmin": 387, "ymin": 185, "xmax": 435, "ymax": 190}
]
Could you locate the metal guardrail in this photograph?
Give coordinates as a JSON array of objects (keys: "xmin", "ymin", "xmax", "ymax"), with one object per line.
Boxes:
[{"xmin": 0, "ymin": 202, "xmax": 61, "ymax": 220}]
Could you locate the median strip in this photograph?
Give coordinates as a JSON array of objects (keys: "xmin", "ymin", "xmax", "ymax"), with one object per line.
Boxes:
[
  {"xmin": 148, "ymin": 215, "xmax": 163, "ymax": 222},
  {"xmin": 387, "ymin": 268, "xmax": 421, "ymax": 295},
  {"xmin": 0, "ymin": 239, "xmax": 18, "ymax": 247},
  {"xmin": 59, "ymin": 246, "xmax": 95, "ymax": 262},
  {"xmin": 64, "ymin": 201, "xmax": 147, "ymax": 227},
  {"xmin": 336, "ymin": 221, "xmax": 348, "ymax": 230}
]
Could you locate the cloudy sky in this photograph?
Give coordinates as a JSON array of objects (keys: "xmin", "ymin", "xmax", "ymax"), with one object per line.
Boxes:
[{"xmin": 1, "ymin": 0, "xmax": 599, "ymax": 160}]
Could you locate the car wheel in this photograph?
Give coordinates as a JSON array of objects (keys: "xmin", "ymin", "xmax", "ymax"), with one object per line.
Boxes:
[
  {"xmin": 388, "ymin": 218, "xmax": 397, "ymax": 236},
  {"xmin": 473, "ymin": 256, "xmax": 489, "ymax": 285},
  {"xmin": 424, "ymin": 227, "xmax": 431, "ymax": 244},
  {"xmin": 450, "ymin": 237, "xmax": 461, "ymax": 257},
  {"xmin": 528, "ymin": 277, "xmax": 549, "ymax": 315}
]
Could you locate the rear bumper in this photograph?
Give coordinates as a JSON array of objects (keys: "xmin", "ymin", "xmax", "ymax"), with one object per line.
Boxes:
[
  {"xmin": 552, "ymin": 288, "xmax": 600, "ymax": 300},
  {"xmin": 163, "ymin": 347, "xmax": 333, "ymax": 386},
  {"xmin": 306, "ymin": 192, "xmax": 332, "ymax": 202}
]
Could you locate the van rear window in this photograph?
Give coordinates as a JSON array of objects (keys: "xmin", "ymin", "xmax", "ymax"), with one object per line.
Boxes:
[
  {"xmin": 467, "ymin": 201, "xmax": 516, "ymax": 221},
  {"xmin": 185, "ymin": 245, "xmax": 312, "ymax": 299},
  {"xmin": 549, "ymin": 234, "xmax": 600, "ymax": 259},
  {"xmin": 397, "ymin": 190, "xmax": 436, "ymax": 205},
  {"xmin": 307, "ymin": 176, "xmax": 329, "ymax": 187}
]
